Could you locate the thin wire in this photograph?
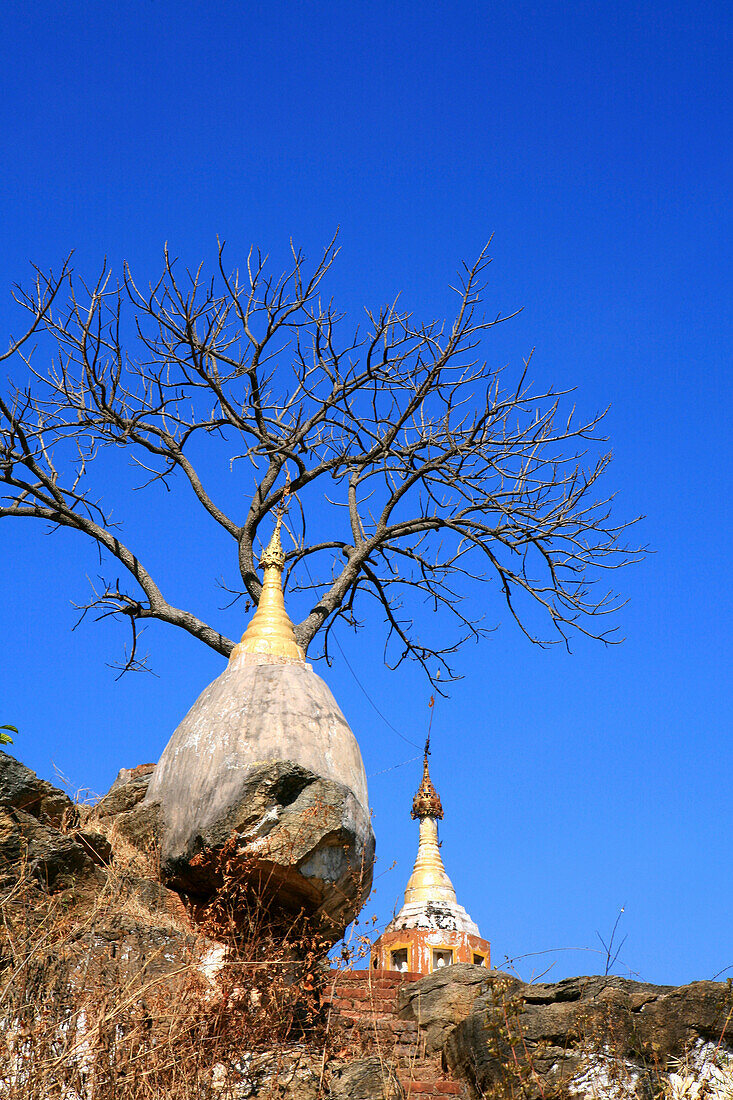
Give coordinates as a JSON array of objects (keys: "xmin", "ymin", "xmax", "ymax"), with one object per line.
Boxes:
[
  {"xmin": 368, "ymin": 754, "xmax": 422, "ymax": 779},
  {"xmin": 329, "ymin": 629, "xmax": 423, "ymax": 749},
  {"xmin": 299, "ymin": 555, "xmax": 423, "ymax": 749}
]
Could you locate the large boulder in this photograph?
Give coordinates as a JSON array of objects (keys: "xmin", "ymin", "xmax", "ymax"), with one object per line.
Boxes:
[
  {"xmin": 144, "ymin": 660, "xmax": 375, "ymax": 938},
  {"xmin": 158, "ymin": 759, "xmax": 374, "ymax": 932},
  {"xmin": 397, "ymin": 963, "xmax": 492, "ymax": 1053}
]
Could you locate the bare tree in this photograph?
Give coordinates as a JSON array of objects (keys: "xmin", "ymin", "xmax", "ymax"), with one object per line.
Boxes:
[{"xmin": 0, "ymin": 236, "xmax": 643, "ymax": 686}]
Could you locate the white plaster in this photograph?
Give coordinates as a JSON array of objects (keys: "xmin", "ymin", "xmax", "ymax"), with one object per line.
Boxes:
[
  {"xmin": 386, "ymin": 898, "xmax": 480, "ymax": 936},
  {"xmin": 570, "ymin": 1045, "xmax": 640, "ymax": 1100},
  {"xmin": 199, "ymin": 944, "xmax": 228, "ymax": 984}
]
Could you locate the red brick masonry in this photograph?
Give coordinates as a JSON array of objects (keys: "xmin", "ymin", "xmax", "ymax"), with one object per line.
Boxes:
[{"xmin": 325, "ymin": 970, "xmax": 468, "ymax": 1100}]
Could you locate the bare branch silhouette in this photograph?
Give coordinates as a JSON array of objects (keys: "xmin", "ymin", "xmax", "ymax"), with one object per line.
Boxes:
[{"xmin": 0, "ymin": 236, "xmax": 644, "ymax": 687}]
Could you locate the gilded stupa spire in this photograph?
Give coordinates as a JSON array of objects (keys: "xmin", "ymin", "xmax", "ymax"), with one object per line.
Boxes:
[
  {"xmin": 403, "ymin": 735, "xmax": 458, "ymax": 908},
  {"xmin": 229, "ymin": 508, "xmax": 305, "ymax": 665}
]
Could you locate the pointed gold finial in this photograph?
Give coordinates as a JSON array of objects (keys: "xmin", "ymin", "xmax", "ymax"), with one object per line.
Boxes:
[
  {"xmin": 229, "ymin": 508, "xmax": 305, "ymax": 665},
  {"xmin": 259, "ymin": 514, "xmax": 286, "ymax": 570},
  {"xmin": 411, "ymin": 735, "xmax": 444, "ymax": 820}
]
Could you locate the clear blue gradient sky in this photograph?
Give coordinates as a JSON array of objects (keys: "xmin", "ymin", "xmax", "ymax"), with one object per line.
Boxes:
[{"xmin": 1, "ymin": 1, "xmax": 731, "ymax": 984}]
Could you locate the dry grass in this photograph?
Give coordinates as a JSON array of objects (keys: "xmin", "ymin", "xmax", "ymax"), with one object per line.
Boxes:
[
  {"xmin": 5, "ymin": 828, "xmax": 733, "ymax": 1100},
  {"xmin": 0, "ymin": 823, "xmax": 351, "ymax": 1099}
]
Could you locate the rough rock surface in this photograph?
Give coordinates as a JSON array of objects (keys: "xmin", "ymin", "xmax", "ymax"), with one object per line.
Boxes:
[
  {"xmin": 92, "ymin": 762, "xmax": 156, "ymax": 819},
  {"xmin": 0, "ymin": 806, "xmax": 103, "ymax": 890},
  {"xmin": 144, "ymin": 661, "xmax": 375, "ymax": 936},
  {"xmin": 442, "ymin": 971, "xmax": 733, "ymax": 1100},
  {"xmin": 0, "ymin": 752, "xmax": 112, "ymax": 890},
  {"xmin": 88, "ymin": 761, "xmax": 162, "ymax": 853},
  {"xmin": 0, "ymin": 748, "xmax": 74, "ymax": 825},
  {"xmin": 64, "ymin": 902, "xmax": 199, "ymax": 994},
  {"xmin": 0, "ymin": 757, "xmax": 401, "ymax": 1100},
  {"xmin": 159, "ymin": 759, "xmax": 375, "ymax": 937},
  {"xmin": 0, "ymin": 750, "xmax": 177, "ymax": 902},
  {"xmin": 397, "ymin": 963, "xmax": 492, "ymax": 1053},
  {"xmin": 202, "ymin": 1053, "xmax": 403, "ymax": 1100},
  {"xmin": 329, "ymin": 1057, "xmax": 404, "ymax": 1100},
  {"xmin": 211, "ymin": 1051, "xmax": 325, "ymax": 1100}
]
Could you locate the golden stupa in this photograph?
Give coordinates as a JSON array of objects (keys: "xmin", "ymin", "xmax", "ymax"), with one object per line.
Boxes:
[
  {"xmin": 402, "ymin": 746, "xmax": 459, "ymax": 910},
  {"xmin": 229, "ymin": 515, "xmax": 305, "ymax": 664}
]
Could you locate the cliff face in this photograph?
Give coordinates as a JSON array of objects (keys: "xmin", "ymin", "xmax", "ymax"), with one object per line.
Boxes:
[{"xmin": 1, "ymin": 752, "xmax": 731, "ymax": 1100}]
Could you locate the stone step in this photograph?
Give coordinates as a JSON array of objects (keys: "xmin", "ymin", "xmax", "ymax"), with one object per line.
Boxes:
[
  {"xmin": 330, "ymin": 990, "xmax": 393, "ymax": 996},
  {"xmin": 329, "ymin": 992, "xmax": 403, "ymax": 1006},
  {"xmin": 332, "ymin": 996, "xmax": 399, "ymax": 1007},
  {"xmin": 328, "ymin": 1002, "xmax": 413, "ymax": 1020},
  {"xmin": 330, "ymin": 972, "xmax": 421, "ymax": 989},
  {"xmin": 335, "ymin": 1014, "xmax": 416, "ymax": 1028},
  {"xmin": 341, "ymin": 1018, "xmax": 414, "ymax": 1032},
  {"xmin": 332, "ymin": 1016, "xmax": 409, "ymax": 1039},
  {"xmin": 329, "ymin": 986, "xmax": 408, "ymax": 1000},
  {"xmin": 335, "ymin": 1013, "xmax": 400, "ymax": 1025},
  {"xmin": 330, "ymin": 1005, "xmax": 399, "ymax": 1016},
  {"xmin": 326, "ymin": 969, "xmax": 466, "ymax": 1098},
  {"xmin": 330, "ymin": 987, "xmax": 397, "ymax": 1001},
  {"xmin": 402, "ymin": 1088, "xmax": 465, "ymax": 1099},
  {"xmin": 400, "ymin": 1077, "xmax": 465, "ymax": 1098}
]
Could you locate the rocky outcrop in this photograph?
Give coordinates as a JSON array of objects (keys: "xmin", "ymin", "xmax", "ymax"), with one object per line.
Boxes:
[
  {"xmin": 88, "ymin": 761, "xmax": 162, "ymax": 853},
  {"xmin": 144, "ymin": 661, "xmax": 375, "ymax": 938},
  {"xmin": 6, "ymin": 753, "xmax": 733, "ymax": 1100},
  {"xmin": 194, "ymin": 1053, "xmax": 404, "ymax": 1100},
  {"xmin": 0, "ymin": 748, "xmax": 74, "ymax": 825},
  {"xmin": 440, "ymin": 971, "xmax": 733, "ymax": 1100},
  {"xmin": 397, "ymin": 963, "xmax": 493, "ymax": 1054},
  {"xmin": 0, "ymin": 749, "xmax": 182, "ymax": 911},
  {"xmin": 0, "ymin": 806, "xmax": 102, "ymax": 890},
  {"xmin": 91, "ymin": 762, "xmax": 156, "ymax": 819},
  {"xmin": 0, "ymin": 754, "xmax": 400, "ymax": 1099},
  {"xmin": 329, "ymin": 1057, "xmax": 404, "ymax": 1100},
  {"xmin": 0, "ymin": 750, "xmax": 112, "ymax": 891}
]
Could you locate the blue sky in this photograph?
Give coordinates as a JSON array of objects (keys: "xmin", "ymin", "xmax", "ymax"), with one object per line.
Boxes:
[{"xmin": 1, "ymin": 1, "xmax": 731, "ymax": 985}]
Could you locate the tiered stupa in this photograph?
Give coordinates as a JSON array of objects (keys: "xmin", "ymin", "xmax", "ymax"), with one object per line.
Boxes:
[
  {"xmin": 371, "ymin": 743, "xmax": 490, "ymax": 975},
  {"xmin": 144, "ymin": 515, "xmax": 375, "ymax": 936}
]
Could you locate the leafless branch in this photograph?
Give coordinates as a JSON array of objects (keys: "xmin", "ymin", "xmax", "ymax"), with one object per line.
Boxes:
[{"xmin": 0, "ymin": 236, "xmax": 644, "ymax": 685}]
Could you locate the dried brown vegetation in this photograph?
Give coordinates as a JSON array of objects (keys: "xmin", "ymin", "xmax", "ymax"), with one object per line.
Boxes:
[{"xmin": 0, "ymin": 819, "xmax": 358, "ymax": 1099}]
